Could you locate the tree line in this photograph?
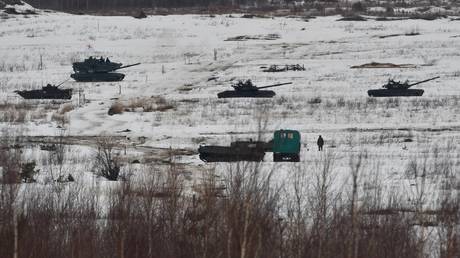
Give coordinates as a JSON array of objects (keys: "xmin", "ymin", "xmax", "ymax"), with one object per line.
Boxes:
[{"xmin": 24, "ymin": 0, "xmax": 300, "ymax": 10}]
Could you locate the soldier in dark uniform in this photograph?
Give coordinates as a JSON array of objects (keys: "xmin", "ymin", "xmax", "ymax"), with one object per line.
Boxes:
[{"xmin": 317, "ymin": 135, "xmax": 324, "ymax": 151}]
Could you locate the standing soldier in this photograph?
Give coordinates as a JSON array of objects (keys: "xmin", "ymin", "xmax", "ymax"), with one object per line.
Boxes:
[{"xmin": 317, "ymin": 135, "xmax": 324, "ymax": 151}]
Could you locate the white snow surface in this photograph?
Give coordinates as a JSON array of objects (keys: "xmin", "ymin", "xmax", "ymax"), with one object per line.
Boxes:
[{"xmin": 0, "ymin": 13, "xmax": 460, "ymax": 206}]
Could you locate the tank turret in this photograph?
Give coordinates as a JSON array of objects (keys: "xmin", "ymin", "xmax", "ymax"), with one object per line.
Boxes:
[
  {"xmin": 70, "ymin": 56, "xmax": 140, "ymax": 82},
  {"xmin": 368, "ymin": 76, "xmax": 439, "ymax": 97},
  {"xmin": 217, "ymin": 80, "xmax": 292, "ymax": 98}
]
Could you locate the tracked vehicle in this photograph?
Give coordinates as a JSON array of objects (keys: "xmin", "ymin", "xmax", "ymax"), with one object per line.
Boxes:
[
  {"xmin": 71, "ymin": 56, "xmax": 140, "ymax": 82},
  {"xmin": 198, "ymin": 140, "xmax": 268, "ymax": 162},
  {"xmin": 368, "ymin": 76, "xmax": 439, "ymax": 97},
  {"xmin": 217, "ymin": 80, "xmax": 292, "ymax": 98},
  {"xmin": 15, "ymin": 80, "xmax": 72, "ymax": 100}
]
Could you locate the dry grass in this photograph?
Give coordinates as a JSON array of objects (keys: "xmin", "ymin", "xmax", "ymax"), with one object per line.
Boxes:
[
  {"xmin": 108, "ymin": 101, "xmax": 125, "ymax": 116},
  {"xmin": 109, "ymin": 96, "xmax": 176, "ymax": 115},
  {"xmin": 50, "ymin": 113, "xmax": 69, "ymax": 125},
  {"xmin": 0, "ymin": 101, "xmax": 61, "ymax": 123},
  {"xmin": 58, "ymin": 103, "xmax": 74, "ymax": 115},
  {"xmin": 0, "ymin": 108, "xmax": 27, "ymax": 123}
]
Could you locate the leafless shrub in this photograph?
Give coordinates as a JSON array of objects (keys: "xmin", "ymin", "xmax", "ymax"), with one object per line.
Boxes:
[
  {"xmin": 308, "ymin": 96, "xmax": 322, "ymax": 104},
  {"xmin": 108, "ymin": 101, "xmax": 125, "ymax": 115},
  {"xmin": 29, "ymin": 108, "xmax": 48, "ymax": 121},
  {"xmin": 0, "ymin": 62, "xmax": 26, "ymax": 72},
  {"xmin": 50, "ymin": 112, "xmax": 69, "ymax": 125},
  {"xmin": 126, "ymin": 96, "xmax": 176, "ymax": 112},
  {"xmin": 421, "ymin": 56, "xmax": 439, "ymax": 66},
  {"xmin": 58, "ymin": 103, "xmax": 74, "ymax": 115},
  {"xmin": 93, "ymin": 136, "xmax": 121, "ymax": 181},
  {"xmin": 0, "ymin": 108, "xmax": 27, "ymax": 123},
  {"xmin": 44, "ymin": 130, "xmax": 69, "ymax": 182},
  {"xmin": 19, "ymin": 161, "xmax": 39, "ymax": 183},
  {"xmin": 0, "ymin": 130, "xmax": 21, "ymax": 184}
]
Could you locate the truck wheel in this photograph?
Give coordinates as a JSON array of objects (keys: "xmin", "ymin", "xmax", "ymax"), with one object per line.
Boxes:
[{"xmin": 293, "ymin": 154, "xmax": 300, "ymax": 162}]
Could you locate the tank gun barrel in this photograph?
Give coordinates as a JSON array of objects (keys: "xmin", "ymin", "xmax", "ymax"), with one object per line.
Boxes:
[
  {"xmin": 257, "ymin": 82, "xmax": 293, "ymax": 89},
  {"xmin": 56, "ymin": 78, "xmax": 71, "ymax": 88},
  {"xmin": 408, "ymin": 76, "xmax": 440, "ymax": 87},
  {"xmin": 110, "ymin": 63, "xmax": 141, "ymax": 72}
]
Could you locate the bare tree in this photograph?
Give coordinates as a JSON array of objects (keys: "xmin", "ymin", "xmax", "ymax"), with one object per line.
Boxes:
[
  {"xmin": 347, "ymin": 151, "xmax": 367, "ymax": 258},
  {"xmin": 309, "ymin": 150, "xmax": 339, "ymax": 258}
]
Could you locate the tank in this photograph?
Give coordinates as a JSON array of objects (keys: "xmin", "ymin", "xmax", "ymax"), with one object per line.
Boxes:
[
  {"xmin": 15, "ymin": 80, "xmax": 72, "ymax": 100},
  {"xmin": 368, "ymin": 76, "xmax": 439, "ymax": 97},
  {"xmin": 217, "ymin": 80, "xmax": 292, "ymax": 98},
  {"xmin": 70, "ymin": 56, "xmax": 140, "ymax": 82},
  {"xmin": 198, "ymin": 140, "xmax": 269, "ymax": 162}
]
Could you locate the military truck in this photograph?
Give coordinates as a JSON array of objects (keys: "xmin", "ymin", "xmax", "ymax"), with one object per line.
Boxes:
[
  {"xmin": 272, "ymin": 129, "xmax": 301, "ymax": 162},
  {"xmin": 198, "ymin": 129, "xmax": 301, "ymax": 162}
]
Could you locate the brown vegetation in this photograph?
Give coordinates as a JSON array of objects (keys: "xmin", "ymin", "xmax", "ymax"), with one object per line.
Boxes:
[
  {"xmin": 0, "ymin": 144, "xmax": 458, "ymax": 257},
  {"xmin": 351, "ymin": 62, "xmax": 417, "ymax": 69},
  {"xmin": 108, "ymin": 97, "xmax": 176, "ymax": 115}
]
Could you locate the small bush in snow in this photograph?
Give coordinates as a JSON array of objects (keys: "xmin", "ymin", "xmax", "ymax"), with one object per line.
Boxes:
[
  {"xmin": 108, "ymin": 102, "xmax": 124, "ymax": 116},
  {"xmin": 20, "ymin": 161, "xmax": 39, "ymax": 183},
  {"xmin": 58, "ymin": 103, "xmax": 74, "ymax": 115}
]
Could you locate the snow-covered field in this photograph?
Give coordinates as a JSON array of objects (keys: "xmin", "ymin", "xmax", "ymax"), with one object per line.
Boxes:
[{"xmin": 1, "ymin": 10, "xmax": 460, "ymax": 198}]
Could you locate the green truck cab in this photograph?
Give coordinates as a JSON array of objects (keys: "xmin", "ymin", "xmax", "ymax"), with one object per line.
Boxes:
[{"xmin": 272, "ymin": 129, "xmax": 301, "ymax": 162}]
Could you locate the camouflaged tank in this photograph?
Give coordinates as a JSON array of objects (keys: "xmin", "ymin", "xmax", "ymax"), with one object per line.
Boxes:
[
  {"xmin": 368, "ymin": 76, "xmax": 439, "ymax": 97},
  {"xmin": 217, "ymin": 79, "xmax": 292, "ymax": 98},
  {"xmin": 71, "ymin": 56, "xmax": 140, "ymax": 82}
]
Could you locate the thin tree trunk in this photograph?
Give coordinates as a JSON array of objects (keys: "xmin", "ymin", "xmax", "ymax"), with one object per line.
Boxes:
[{"xmin": 13, "ymin": 211, "xmax": 18, "ymax": 258}]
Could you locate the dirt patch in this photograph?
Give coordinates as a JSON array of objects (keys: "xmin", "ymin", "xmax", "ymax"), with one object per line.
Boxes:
[
  {"xmin": 337, "ymin": 15, "xmax": 367, "ymax": 21},
  {"xmin": 377, "ymin": 32, "xmax": 420, "ymax": 39},
  {"xmin": 351, "ymin": 62, "xmax": 417, "ymax": 69},
  {"xmin": 225, "ymin": 34, "xmax": 280, "ymax": 41},
  {"xmin": 375, "ymin": 17, "xmax": 409, "ymax": 21}
]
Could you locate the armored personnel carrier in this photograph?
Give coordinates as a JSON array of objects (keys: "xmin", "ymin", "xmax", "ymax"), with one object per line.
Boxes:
[
  {"xmin": 15, "ymin": 80, "xmax": 72, "ymax": 100},
  {"xmin": 368, "ymin": 76, "xmax": 439, "ymax": 97},
  {"xmin": 71, "ymin": 56, "xmax": 140, "ymax": 82},
  {"xmin": 217, "ymin": 80, "xmax": 292, "ymax": 98}
]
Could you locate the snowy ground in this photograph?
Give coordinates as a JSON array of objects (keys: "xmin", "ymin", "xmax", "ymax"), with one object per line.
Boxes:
[{"xmin": 1, "ymin": 11, "xmax": 460, "ymax": 203}]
